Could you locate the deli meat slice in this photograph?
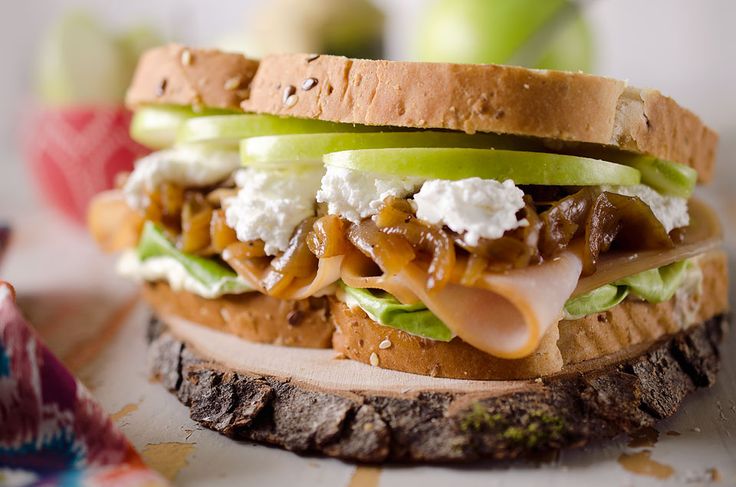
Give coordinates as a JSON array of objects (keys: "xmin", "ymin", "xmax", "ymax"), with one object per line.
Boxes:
[{"xmin": 386, "ymin": 250, "xmax": 583, "ymax": 359}]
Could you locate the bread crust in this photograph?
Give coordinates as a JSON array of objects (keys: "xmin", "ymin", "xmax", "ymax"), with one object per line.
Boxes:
[
  {"xmin": 243, "ymin": 54, "xmax": 718, "ymax": 181},
  {"xmin": 126, "ymin": 44, "xmax": 258, "ymax": 110},
  {"xmin": 331, "ymin": 250, "xmax": 728, "ymax": 380},
  {"xmin": 142, "ymin": 282, "xmax": 333, "ymax": 348}
]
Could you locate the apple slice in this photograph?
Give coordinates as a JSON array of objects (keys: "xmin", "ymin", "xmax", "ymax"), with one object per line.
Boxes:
[
  {"xmin": 176, "ymin": 114, "xmax": 378, "ymax": 149},
  {"xmin": 617, "ymin": 155, "xmax": 697, "ymax": 198},
  {"xmin": 240, "ymin": 131, "xmax": 532, "ymax": 166},
  {"xmin": 130, "ymin": 105, "xmax": 233, "ymax": 149},
  {"xmin": 324, "ymin": 148, "xmax": 641, "ymax": 185}
]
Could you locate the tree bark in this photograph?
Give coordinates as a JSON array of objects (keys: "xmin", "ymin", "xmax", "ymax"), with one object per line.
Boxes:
[{"xmin": 148, "ymin": 314, "xmax": 729, "ymax": 463}]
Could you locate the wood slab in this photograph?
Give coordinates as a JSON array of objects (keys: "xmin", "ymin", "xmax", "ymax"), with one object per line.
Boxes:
[{"xmin": 148, "ymin": 313, "xmax": 729, "ymax": 463}]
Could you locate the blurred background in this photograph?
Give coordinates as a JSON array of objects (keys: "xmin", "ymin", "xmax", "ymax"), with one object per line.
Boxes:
[{"xmin": 0, "ymin": 0, "xmax": 734, "ymax": 233}]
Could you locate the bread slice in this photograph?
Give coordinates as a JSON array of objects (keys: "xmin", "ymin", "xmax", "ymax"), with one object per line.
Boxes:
[
  {"xmin": 126, "ymin": 44, "xmax": 258, "ymax": 110},
  {"xmin": 331, "ymin": 250, "xmax": 728, "ymax": 380},
  {"xmin": 142, "ymin": 282, "xmax": 333, "ymax": 348},
  {"xmin": 243, "ymin": 54, "xmax": 718, "ymax": 181}
]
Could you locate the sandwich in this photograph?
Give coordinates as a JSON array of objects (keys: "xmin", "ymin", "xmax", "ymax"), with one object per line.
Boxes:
[{"xmin": 90, "ymin": 47, "xmax": 729, "ymax": 462}]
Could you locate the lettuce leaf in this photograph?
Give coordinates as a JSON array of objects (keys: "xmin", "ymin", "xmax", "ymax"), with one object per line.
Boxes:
[
  {"xmin": 564, "ymin": 260, "xmax": 691, "ymax": 319},
  {"xmin": 137, "ymin": 221, "xmax": 250, "ymax": 294},
  {"xmin": 563, "ymin": 284, "xmax": 628, "ymax": 320},
  {"xmin": 340, "ymin": 283, "xmax": 453, "ymax": 341}
]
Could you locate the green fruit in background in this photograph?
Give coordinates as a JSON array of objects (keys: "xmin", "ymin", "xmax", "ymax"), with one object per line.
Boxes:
[
  {"xmin": 414, "ymin": 0, "xmax": 594, "ymax": 72},
  {"xmin": 117, "ymin": 24, "xmax": 164, "ymax": 85},
  {"xmin": 36, "ymin": 11, "xmax": 163, "ymax": 105},
  {"xmin": 217, "ymin": 0, "xmax": 384, "ymax": 59},
  {"xmin": 37, "ymin": 11, "xmax": 129, "ymax": 105}
]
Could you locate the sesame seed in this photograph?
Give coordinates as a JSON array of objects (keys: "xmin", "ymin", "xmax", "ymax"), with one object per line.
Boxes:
[
  {"xmin": 301, "ymin": 77, "xmax": 318, "ymax": 91},
  {"xmin": 378, "ymin": 339, "xmax": 392, "ymax": 350},
  {"xmin": 523, "ymin": 83, "xmax": 530, "ymax": 89},
  {"xmin": 224, "ymin": 76, "xmax": 242, "ymax": 91},
  {"xmin": 284, "ymin": 94, "xmax": 298, "ymax": 107},
  {"xmin": 181, "ymin": 49, "xmax": 192, "ymax": 66},
  {"xmin": 282, "ymin": 85, "xmax": 296, "ymax": 104},
  {"xmin": 156, "ymin": 78, "xmax": 168, "ymax": 97},
  {"xmin": 369, "ymin": 352, "xmax": 380, "ymax": 367},
  {"xmin": 286, "ymin": 310, "xmax": 303, "ymax": 326}
]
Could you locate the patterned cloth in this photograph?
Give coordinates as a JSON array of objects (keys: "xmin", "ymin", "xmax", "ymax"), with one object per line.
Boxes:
[{"xmin": 0, "ymin": 283, "xmax": 167, "ymax": 487}]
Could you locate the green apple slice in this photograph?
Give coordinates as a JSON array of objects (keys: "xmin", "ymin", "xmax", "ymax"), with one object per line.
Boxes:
[
  {"xmin": 617, "ymin": 155, "xmax": 697, "ymax": 198},
  {"xmin": 176, "ymin": 114, "xmax": 379, "ymax": 149},
  {"xmin": 324, "ymin": 148, "xmax": 641, "ymax": 185},
  {"xmin": 240, "ymin": 131, "xmax": 531, "ymax": 166},
  {"xmin": 130, "ymin": 105, "xmax": 233, "ymax": 149}
]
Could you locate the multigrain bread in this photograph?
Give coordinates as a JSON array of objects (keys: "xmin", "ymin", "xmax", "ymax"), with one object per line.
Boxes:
[
  {"xmin": 142, "ymin": 282, "xmax": 333, "ymax": 348},
  {"xmin": 126, "ymin": 44, "xmax": 258, "ymax": 110},
  {"xmin": 243, "ymin": 54, "xmax": 718, "ymax": 180},
  {"xmin": 331, "ymin": 250, "xmax": 729, "ymax": 380}
]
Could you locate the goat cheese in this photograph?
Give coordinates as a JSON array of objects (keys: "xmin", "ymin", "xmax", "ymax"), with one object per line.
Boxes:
[
  {"xmin": 316, "ymin": 166, "xmax": 424, "ymax": 223},
  {"xmin": 602, "ymin": 184, "xmax": 689, "ymax": 233},
  {"xmin": 123, "ymin": 146, "xmax": 240, "ymax": 210},
  {"xmin": 413, "ymin": 178, "xmax": 528, "ymax": 246},
  {"xmin": 225, "ymin": 167, "xmax": 324, "ymax": 256}
]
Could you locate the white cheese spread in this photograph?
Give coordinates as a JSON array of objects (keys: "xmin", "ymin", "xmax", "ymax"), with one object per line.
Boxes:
[
  {"xmin": 413, "ymin": 178, "xmax": 528, "ymax": 246},
  {"xmin": 117, "ymin": 251, "xmax": 250, "ymax": 299},
  {"xmin": 673, "ymin": 259, "xmax": 704, "ymax": 328},
  {"xmin": 123, "ymin": 146, "xmax": 240, "ymax": 210},
  {"xmin": 602, "ymin": 184, "xmax": 689, "ymax": 233},
  {"xmin": 316, "ymin": 166, "xmax": 424, "ymax": 224},
  {"xmin": 225, "ymin": 167, "xmax": 324, "ymax": 256}
]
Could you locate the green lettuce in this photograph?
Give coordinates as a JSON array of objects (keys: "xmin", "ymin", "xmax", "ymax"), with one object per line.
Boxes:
[
  {"xmin": 340, "ymin": 283, "xmax": 453, "ymax": 341},
  {"xmin": 563, "ymin": 260, "xmax": 691, "ymax": 319},
  {"xmin": 137, "ymin": 221, "xmax": 251, "ymax": 295}
]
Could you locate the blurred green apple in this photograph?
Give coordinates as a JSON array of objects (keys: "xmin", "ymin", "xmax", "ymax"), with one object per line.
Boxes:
[
  {"xmin": 217, "ymin": 0, "xmax": 384, "ymax": 59},
  {"xmin": 37, "ymin": 11, "xmax": 128, "ymax": 105},
  {"xmin": 414, "ymin": 0, "xmax": 593, "ymax": 72},
  {"xmin": 36, "ymin": 11, "xmax": 164, "ymax": 105},
  {"xmin": 117, "ymin": 24, "xmax": 164, "ymax": 83}
]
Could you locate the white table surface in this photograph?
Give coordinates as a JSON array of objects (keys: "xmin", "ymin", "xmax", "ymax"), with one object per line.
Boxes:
[{"xmin": 1, "ymin": 157, "xmax": 735, "ymax": 486}]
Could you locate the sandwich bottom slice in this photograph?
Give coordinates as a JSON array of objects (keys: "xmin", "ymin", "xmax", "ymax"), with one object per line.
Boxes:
[{"xmin": 330, "ymin": 250, "xmax": 728, "ymax": 380}]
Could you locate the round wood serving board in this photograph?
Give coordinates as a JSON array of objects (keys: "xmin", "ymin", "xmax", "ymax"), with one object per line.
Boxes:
[{"xmin": 148, "ymin": 313, "xmax": 728, "ymax": 463}]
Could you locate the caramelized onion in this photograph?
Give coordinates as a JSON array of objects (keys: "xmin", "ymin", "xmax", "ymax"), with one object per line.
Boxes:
[
  {"xmin": 224, "ymin": 240, "xmax": 267, "ymax": 259},
  {"xmin": 222, "ymin": 244, "xmax": 269, "ymax": 285},
  {"xmin": 161, "ymin": 183, "xmax": 185, "ymax": 217},
  {"xmin": 540, "ymin": 188, "xmax": 674, "ymax": 275},
  {"xmin": 307, "ymin": 215, "xmax": 350, "ymax": 258},
  {"xmin": 460, "ymin": 253, "xmax": 488, "ymax": 286},
  {"xmin": 210, "ymin": 209, "xmax": 238, "ymax": 252},
  {"xmin": 179, "ymin": 192, "xmax": 212, "ymax": 253},
  {"xmin": 459, "ymin": 196, "xmax": 542, "ymax": 271},
  {"xmin": 348, "ymin": 220, "xmax": 415, "ymax": 275},
  {"xmin": 261, "ymin": 269, "xmax": 295, "ymax": 296},
  {"xmin": 375, "ymin": 199, "xmax": 455, "ymax": 290},
  {"xmin": 271, "ymin": 218, "xmax": 319, "ymax": 278}
]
